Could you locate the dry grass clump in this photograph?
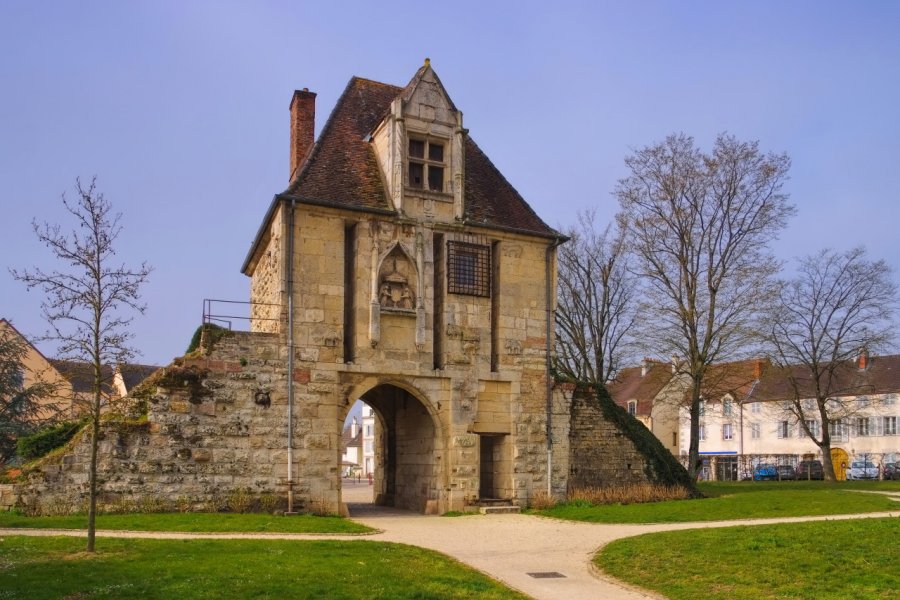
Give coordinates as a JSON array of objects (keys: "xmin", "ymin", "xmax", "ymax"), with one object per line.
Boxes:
[
  {"xmin": 529, "ymin": 490, "xmax": 558, "ymax": 510},
  {"xmin": 569, "ymin": 483, "xmax": 691, "ymax": 506}
]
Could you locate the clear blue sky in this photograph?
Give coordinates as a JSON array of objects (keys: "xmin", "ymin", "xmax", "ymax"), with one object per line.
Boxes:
[{"xmin": 2, "ymin": 1, "xmax": 898, "ymax": 366}]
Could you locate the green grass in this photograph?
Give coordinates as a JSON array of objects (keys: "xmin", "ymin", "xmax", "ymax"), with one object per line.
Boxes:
[
  {"xmin": 597, "ymin": 518, "xmax": 900, "ymax": 600},
  {"xmin": 535, "ymin": 480, "xmax": 900, "ymax": 523},
  {"xmin": 0, "ymin": 536, "xmax": 527, "ymax": 599},
  {"xmin": 0, "ymin": 511, "xmax": 373, "ymax": 534}
]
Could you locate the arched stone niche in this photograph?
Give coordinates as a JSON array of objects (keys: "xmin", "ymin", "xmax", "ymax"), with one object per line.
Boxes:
[{"xmin": 377, "ymin": 244, "xmax": 417, "ymax": 312}]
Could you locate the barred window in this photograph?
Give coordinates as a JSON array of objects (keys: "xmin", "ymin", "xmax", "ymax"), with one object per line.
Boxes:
[{"xmin": 447, "ymin": 241, "xmax": 490, "ymax": 296}]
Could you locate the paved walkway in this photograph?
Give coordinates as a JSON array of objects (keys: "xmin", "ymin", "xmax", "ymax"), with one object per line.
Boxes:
[{"xmin": 3, "ymin": 495, "xmax": 899, "ymax": 600}]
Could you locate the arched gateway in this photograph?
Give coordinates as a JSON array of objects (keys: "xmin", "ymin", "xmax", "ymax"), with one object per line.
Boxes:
[{"xmin": 347, "ymin": 383, "xmax": 444, "ymax": 512}]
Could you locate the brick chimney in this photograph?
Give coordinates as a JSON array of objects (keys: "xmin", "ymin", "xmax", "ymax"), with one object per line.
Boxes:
[
  {"xmin": 289, "ymin": 88, "xmax": 316, "ymax": 182},
  {"xmin": 754, "ymin": 358, "xmax": 764, "ymax": 379},
  {"xmin": 858, "ymin": 348, "xmax": 870, "ymax": 370}
]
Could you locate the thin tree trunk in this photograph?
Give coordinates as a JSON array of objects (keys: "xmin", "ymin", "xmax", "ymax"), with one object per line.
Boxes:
[{"xmin": 86, "ymin": 399, "xmax": 99, "ymax": 551}]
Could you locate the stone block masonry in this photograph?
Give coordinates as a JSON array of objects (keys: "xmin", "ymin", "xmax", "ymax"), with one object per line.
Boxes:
[{"xmin": 13, "ymin": 331, "xmax": 304, "ymax": 514}]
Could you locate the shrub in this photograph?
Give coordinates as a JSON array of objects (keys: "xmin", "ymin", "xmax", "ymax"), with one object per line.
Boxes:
[
  {"xmin": 186, "ymin": 323, "xmax": 230, "ymax": 355},
  {"xmin": 16, "ymin": 421, "xmax": 83, "ymax": 461},
  {"xmin": 306, "ymin": 495, "xmax": 332, "ymax": 516},
  {"xmin": 259, "ymin": 493, "xmax": 278, "ymax": 514},
  {"xmin": 227, "ymin": 488, "xmax": 254, "ymax": 514},
  {"xmin": 175, "ymin": 496, "xmax": 193, "ymax": 513}
]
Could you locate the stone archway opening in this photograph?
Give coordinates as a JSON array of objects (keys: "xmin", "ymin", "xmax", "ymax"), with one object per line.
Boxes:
[{"xmin": 343, "ymin": 383, "xmax": 442, "ymax": 513}]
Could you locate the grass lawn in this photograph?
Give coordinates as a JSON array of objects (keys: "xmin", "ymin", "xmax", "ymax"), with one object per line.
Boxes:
[
  {"xmin": 535, "ymin": 480, "xmax": 900, "ymax": 523},
  {"xmin": 597, "ymin": 517, "xmax": 900, "ymax": 600},
  {"xmin": 0, "ymin": 536, "xmax": 527, "ymax": 600},
  {"xmin": 0, "ymin": 511, "xmax": 373, "ymax": 534}
]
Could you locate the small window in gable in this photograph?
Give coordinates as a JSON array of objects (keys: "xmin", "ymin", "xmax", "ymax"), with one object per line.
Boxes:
[
  {"xmin": 408, "ymin": 138, "xmax": 445, "ymax": 192},
  {"xmin": 627, "ymin": 400, "xmax": 637, "ymax": 416},
  {"xmin": 447, "ymin": 241, "xmax": 490, "ymax": 297}
]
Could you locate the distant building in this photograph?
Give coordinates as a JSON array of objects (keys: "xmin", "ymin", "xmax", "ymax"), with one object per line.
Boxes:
[
  {"xmin": 610, "ymin": 354, "xmax": 900, "ymax": 479},
  {"xmin": 340, "ymin": 417, "xmax": 362, "ymax": 476},
  {"xmin": 2, "ymin": 318, "xmax": 158, "ymax": 421},
  {"xmin": 1, "ymin": 319, "xmax": 73, "ymax": 420},
  {"xmin": 361, "ymin": 403, "xmax": 375, "ymax": 476}
]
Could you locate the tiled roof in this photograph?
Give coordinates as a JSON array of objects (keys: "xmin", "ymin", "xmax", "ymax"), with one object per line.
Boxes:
[
  {"xmin": 341, "ymin": 426, "xmax": 362, "ymax": 451},
  {"xmin": 49, "ymin": 360, "xmax": 114, "ymax": 395},
  {"xmin": 282, "ymin": 73, "xmax": 557, "ymax": 237},
  {"xmin": 118, "ymin": 363, "xmax": 161, "ymax": 391},
  {"xmin": 749, "ymin": 354, "xmax": 900, "ymax": 402},
  {"xmin": 609, "ymin": 354, "xmax": 900, "ymax": 412},
  {"xmin": 607, "ymin": 360, "xmax": 675, "ymax": 416},
  {"xmin": 284, "ymin": 77, "xmax": 395, "ymax": 211},
  {"xmin": 691, "ymin": 358, "xmax": 769, "ymax": 402}
]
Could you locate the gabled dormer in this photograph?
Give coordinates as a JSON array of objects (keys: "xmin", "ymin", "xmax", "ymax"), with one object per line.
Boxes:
[{"xmin": 370, "ymin": 59, "xmax": 466, "ymax": 223}]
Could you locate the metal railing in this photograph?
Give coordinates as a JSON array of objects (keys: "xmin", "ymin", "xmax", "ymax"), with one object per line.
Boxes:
[{"xmin": 202, "ymin": 298, "xmax": 282, "ymax": 331}]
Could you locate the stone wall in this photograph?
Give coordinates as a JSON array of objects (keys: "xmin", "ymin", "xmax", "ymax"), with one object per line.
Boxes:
[
  {"xmin": 12, "ymin": 331, "xmax": 301, "ymax": 515},
  {"xmin": 565, "ymin": 384, "xmax": 696, "ymax": 493},
  {"xmin": 8, "ymin": 336, "xmax": 692, "ymax": 515}
]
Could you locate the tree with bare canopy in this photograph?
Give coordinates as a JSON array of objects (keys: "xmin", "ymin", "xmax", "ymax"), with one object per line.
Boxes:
[
  {"xmin": 555, "ymin": 210, "xmax": 637, "ymax": 384},
  {"xmin": 616, "ymin": 133, "xmax": 795, "ymax": 479},
  {"xmin": 11, "ymin": 177, "xmax": 151, "ymax": 552},
  {"xmin": 767, "ymin": 247, "xmax": 897, "ymax": 480}
]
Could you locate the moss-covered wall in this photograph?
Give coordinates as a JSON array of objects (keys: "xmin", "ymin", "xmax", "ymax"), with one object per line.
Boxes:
[{"xmin": 565, "ymin": 383, "xmax": 698, "ymax": 495}]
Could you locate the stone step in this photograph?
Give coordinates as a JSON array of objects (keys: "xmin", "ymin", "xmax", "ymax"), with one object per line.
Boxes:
[
  {"xmin": 478, "ymin": 505, "xmax": 521, "ymax": 515},
  {"xmin": 474, "ymin": 497, "xmax": 514, "ymax": 506}
]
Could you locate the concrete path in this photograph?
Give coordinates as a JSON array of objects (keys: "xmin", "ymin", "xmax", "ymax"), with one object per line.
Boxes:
[{"xmin": 3, "ymin": 497, "xmax": 898, "ymax": 600}]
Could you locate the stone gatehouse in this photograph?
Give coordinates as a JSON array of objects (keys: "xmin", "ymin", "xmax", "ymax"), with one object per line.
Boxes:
[
  {"xmin": 239, "ymin": 60, "xmax": 568, "ymax": 514},
  {"xmin": 7, "ymin": 62, "xmax": 693, "ymax": 515}
]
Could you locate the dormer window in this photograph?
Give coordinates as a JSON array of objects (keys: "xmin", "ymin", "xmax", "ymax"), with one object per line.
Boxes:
[{"xmin": 408, "ymin": 138, "xmax": 445, "ymax": 192}]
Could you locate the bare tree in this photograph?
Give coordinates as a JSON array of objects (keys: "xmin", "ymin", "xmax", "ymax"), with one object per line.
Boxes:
[
  {"xmin": 555, "ymin": 210, "xmax": 637, "ymax": 384},
  {"xmin": 768, "ymin": 247, "xmax": 897, "ymax": 480},
  {"xmin": 11, "ymin": 177, "xmax": 151, "ymax": 551},
  {"xmin": 0, "ymin": 325, "xmax": 59, "ymax": 464},
  {"xmin": 616, "ymin": 133, "xmax": 794, "ymax": 479}
]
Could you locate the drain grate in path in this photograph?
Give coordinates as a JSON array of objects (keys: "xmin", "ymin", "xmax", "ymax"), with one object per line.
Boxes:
[{"xmin": 527, "ymin": 572, "xmax": 566, "ymax": 579}]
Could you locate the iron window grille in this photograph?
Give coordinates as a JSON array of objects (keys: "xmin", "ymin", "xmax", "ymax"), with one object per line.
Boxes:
[{"xmin": 447, "ymin": 241, "xmax": 491, "ymax": 297}]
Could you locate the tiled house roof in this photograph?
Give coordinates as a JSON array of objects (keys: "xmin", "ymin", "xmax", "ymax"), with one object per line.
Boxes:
[
  {"xmin": 341, "ymin": 426, "xmax": 362, "ymax": 452},
  {"xmin": 280, "ymin": 74, "xmax": 557, "ymax": 237},
  {"xmin": 688, "ymin": 358, "xmax": 769, "ymax": 404},
  {"xmin": 283, "ymin": 77, "xmax": 395, "ymax": 211},
  {"xmin": 118, "ymin": 363, "xmax": 161, "ymax": 391},
  {"xmin": 607, "ymin": 361, "xmax": 675, "ymax": 416},
  {"xmin": 49, "ymin": 360, "xmax": 114, "ymax": 395},
  {"xmin": 748, "ymin": 354, "xmax": 900, "ymax": 402}
]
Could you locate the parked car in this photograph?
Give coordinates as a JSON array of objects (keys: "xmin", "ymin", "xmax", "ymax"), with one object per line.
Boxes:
[
  {"xmin": 882, "ymin": 462, "xmax": 899, "ymax": 480},
  {"xmin": 776, "ymin": 465, "xmax": 796, "ymax": 481},
  {"xmin": 795, "ymin": 460, "xmax": 825, "ymax": 480},
  {"xmin": 846, "ymin": 460, "xmax": 879, "ymax": 480},
  {"xmin": 753, "ymin": 464, "xmax": 778, "ymax": 481}
]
